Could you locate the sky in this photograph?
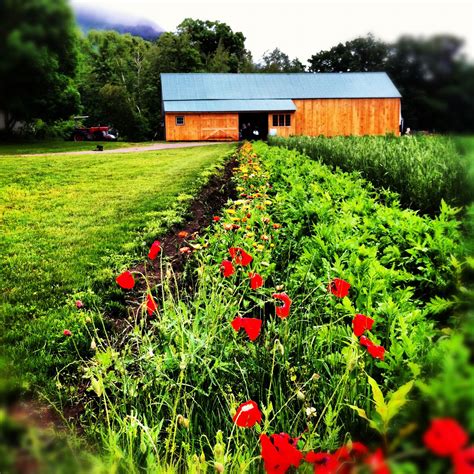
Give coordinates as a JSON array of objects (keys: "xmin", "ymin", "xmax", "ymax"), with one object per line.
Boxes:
[{"xmin": 71, "ymin": 0, "xmax": 474, "ymax": 64}]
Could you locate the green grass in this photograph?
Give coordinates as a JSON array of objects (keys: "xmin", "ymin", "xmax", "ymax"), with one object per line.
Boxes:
[
  {"xmin": 0, "ymin": 140, "xmax": 159, "ymax": 155},
  {"xmin": 0, "ymin": 144, "xmax": 235, "ymax": 391}
]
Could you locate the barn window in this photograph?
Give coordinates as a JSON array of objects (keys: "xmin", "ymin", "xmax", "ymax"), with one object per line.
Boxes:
[
  {"xmin": 176, "ymin": 116, "xmax": 185, "ymax": 126},
  {"xmin": 272, "ymin": 114, "xmax": 291, "ymax": 127}
]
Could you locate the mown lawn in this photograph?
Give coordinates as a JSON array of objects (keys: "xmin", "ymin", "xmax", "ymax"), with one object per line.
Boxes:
[
  {"xmin": 0, "ymin": 139, "xmax": 159, "ymax": 155},
  {"xmin": 0, "ymin": 144, "xmax": 235, "ymax": 391}
]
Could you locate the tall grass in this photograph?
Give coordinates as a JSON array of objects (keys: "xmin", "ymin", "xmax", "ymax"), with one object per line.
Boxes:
[{"xmin": 268, "ymin": 134, "xmax": 472, "ymax": 214}]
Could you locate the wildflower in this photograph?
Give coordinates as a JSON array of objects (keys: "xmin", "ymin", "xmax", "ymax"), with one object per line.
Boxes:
[
  {"xmin": 352, "ymin": 314, "xmax": 375, "ymax": 337},
  {"xmin": 220, "ymin": 260, "xmax": 235, "ymax": 277},
  {"xmin": 231, "ymin": 317, "xmax": 262, "ymax": 341},
  {"xmin": 453, "ymin": 446, "xmax": 474, "ymax": 474},
  {"xmin": 116, "ymin": 271, "xmax": 135, "ymax": 290},
  {"xmin": 273, "ymin": 293, "xmax": 292, "ymax": 318},
  {"xmin": 179, "ymin": 247, "xmax": 192, "ymax": 255},
  {"xmin": 364, "ymin": 448, "xmax": 390, "ymax": 474},
  {"xmin": 359, "ymin": 335, "xmax": 373, "ymax": 347},
  {"xmin": 146, "ymin": 294, "xmax": 158, "ymax": 316},
  {"xmin": 223, "ymin": 223, "xmax": 234, "ymax": 231},
  {"xmin": 305, "ymin": 451, "xmax": 338, "ymax": 474},
  {"xmin": 233, "ymin": 400, "xmax": 262, "ymax": 428},
  {"xmin": 249, "ymin": 272, "xmax": 264, "ymax": 290},
  {"xmin": 229, "ymin": 247, "xmax": 253, "ymax": 266},
  {"xmin": 367, "ymin": 344, "xmax": 385, "ymax": 361},
  {"xmin": 329, "ymin": 278, "xmax": 351, "ymax": 298},
  {"xmin": 423, "ymin": 418, "xmax": 468, "ymax": 457},
  {"xmin": 260, "ymin": 433, "xmax": 302, "ymax": 474},
  {"xmin": 75, "ymin": 300, "xmax": 84, "ymax": 309},
  {"xmin": 213, "ymin": 216, "xmax": 221, "ymax": 222},
  {"xmin": 63, "ymin": 329, "xmax": 72, "ymax": 336},
  {"xmin": 148, "ymin": 240, "xmax": 161, "ymax": 260},
  {"xmin": 261, "ymin": 235, "xmax": 270, "ymax": 241},
  {"xmin": 272, "ymin": 223, "xmax": 281, "ymax": 229},
  {"xmin": 262, "ymin": 217, "xmax": 271, "ymax": 224},
  {"xmin": 178, "ymin": 231, "xmax": 189, "ymax": 239}
]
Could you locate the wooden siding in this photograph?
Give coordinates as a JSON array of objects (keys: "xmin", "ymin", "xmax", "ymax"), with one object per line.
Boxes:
[
  {"xmin": 267, "ymin": 113, "xmax": 296, "ymax": 138},
  {"xmin": 292, "ymin": 98, "xmax": 400, "ymax": 137},
  {"xmin": 165, "ymin": 113, "xmax": 239, "ymax": 141}
]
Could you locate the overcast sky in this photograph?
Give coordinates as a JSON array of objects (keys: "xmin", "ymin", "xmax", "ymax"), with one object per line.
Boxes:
[{"xmin": 71, "ymin": 0, "xmax": 474, "ymax": 64}]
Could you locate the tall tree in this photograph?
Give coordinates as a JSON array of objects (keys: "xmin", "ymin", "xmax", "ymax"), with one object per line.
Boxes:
[
  {"xmin": 0, "ymin": 0, "xmax": 80, "ymax": 133},
  {"xmin": 259, "ymin": 48, "xmax": 306, "ymax": 72}
]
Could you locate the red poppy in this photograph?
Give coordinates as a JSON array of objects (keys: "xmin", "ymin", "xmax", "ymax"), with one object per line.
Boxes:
[
  {"xmin": 63, "ymin": 329, "xmax": 72, "ymax": 336},
  {"xmin": 75, "ymin": 300, "xmax": 84, "ymax": 309},
  {"xmin": 146, "ymin": 294, "xmax": 158, "ymax": 316},
  {"xmin": 367, "ymin": 344, "xmax": 385, "ymax": 361},
  {"xmin": 423, "ymin": 418, "xmax": 468, "ymax": 457},
  {"xmin": 148, "ymin": 240, "xmax": 161, "ymax": 260},
  {"xmin": 249, "ymin": 272, "xmax": 264, "ymax": 289},
  {"xmin": 305, "ymin": 451, "xmax": 338, "ymax": 474},
  {"xmin": 260, "ymin": 433, "xmax": 302, "ymax": 474},
  {"xmin": 231, "ymin": 317, "xmax": 262, "ymax": 341},
  {"xmin": 359, "ymin": 336, "xmax": 373, "ymax": 347},
  {"xmin": 273, "ymin": 293, "xmax": 292, "ymax": 318},
  {"xmin": 233, "ymin": 400, "xmax": 262, "ymax": 428},
  {"xmin": 348, "ymin": 442, "xmax": 369, "ymax": 459},
  {"xmin": 213, "ymin": 216, "xmax": 220, "ymax": 221},
  {"xmin": 179, "ymin": 246, "xmax": 191, "ymax": 255},
  {"xmin": 178, "ymin": 231, "xmax": 189, "ymax": 239},
  {"xmin": 116, "ymin": 271, "xmax": 135, "ymax": 290},
  {"xmin": 220, "ymin": 260, "xmax": 235, "ymax": 277},
  {"xmin": 453, "ymin": 446, "xmax": 474, "ymax": 474},
  {"xmin": 329, "ymin": 278, "xmax": 351, "ymax": 298},
  {"xmin": 352, "ymin": 314, "xmax": 375, "ymax": 337},
  {"xmin": 229, "ymin": 247, "xmax": 253, "ymax": 266},
  {"xmin": 364, "ymin": 449, "xmax": 390, "ymax": 474}
]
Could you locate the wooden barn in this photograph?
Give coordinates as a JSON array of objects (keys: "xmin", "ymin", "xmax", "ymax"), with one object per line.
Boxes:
[{"xmin": 160, "ymin": 72, "xmax": 401, "ymax": 141}]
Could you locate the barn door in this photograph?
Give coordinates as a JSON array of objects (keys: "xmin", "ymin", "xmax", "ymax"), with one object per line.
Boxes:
[{"xmin": 200, "ymin": 114, "xmax": 238, "ymax": 141}]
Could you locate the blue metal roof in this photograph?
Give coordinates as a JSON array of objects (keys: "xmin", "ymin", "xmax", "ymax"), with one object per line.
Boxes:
[
  {"xmin": 161, "ymin": 73, "xmax": 401, "ymax": 102},
  {"xmin": 163, "ymin": 99, "xmax": 296, "ymax": 113}
]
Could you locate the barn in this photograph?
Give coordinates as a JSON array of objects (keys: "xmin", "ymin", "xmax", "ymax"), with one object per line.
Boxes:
[{"xmin": 160, "ymin": 72, "xmax": 401, "ymax": 141}]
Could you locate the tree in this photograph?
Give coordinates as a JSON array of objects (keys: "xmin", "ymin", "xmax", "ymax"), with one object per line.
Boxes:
[
  {"xmin": 177, "ymin": 19, "xmax": 248, "ymax": 72},
  {"xmin": 259, "ymin": 48, "xmax": 306, "ymax": 72},
  {"xmin": 0, "ymin": 0, "xmax": 80, "ymax": 133}
]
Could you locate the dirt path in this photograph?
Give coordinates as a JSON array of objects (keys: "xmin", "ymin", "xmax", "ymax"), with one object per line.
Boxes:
[{"xmin": 21, "ymin": 141, "xmax": 234, "ymax": 157}]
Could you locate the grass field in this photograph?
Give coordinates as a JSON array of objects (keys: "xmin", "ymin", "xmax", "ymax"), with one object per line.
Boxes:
[
  {"xmin": 0, "ymin": 144, "xmax": 235, "ymax": 391},
  {"xmin": 0, "ymin": 140, "xmax": 159, "ymax": 155}
]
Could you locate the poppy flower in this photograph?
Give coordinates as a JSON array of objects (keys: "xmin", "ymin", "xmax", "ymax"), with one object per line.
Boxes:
[
  {"xmin": 260, "ymin": 433, "xmax": 302, "ymax": 474},
  {"xmin": 213, "ymin": 216, "xmax": 220, "ymax": 222},
  {"xmin": 305, "ymin": 451, "xmax": 338, "ymax": 474},
  {"xmin": 229, "ymin": 247, "xmax": 253, "ymax": 266},
  {"xmin": 178, "ymin": 231, "xmax": 189, "ymax": 239},
  {"xmin": 249, "ymin": 272, "xmax": 264, "ymax": 290},
  {"xmin": 116, "ymin": 271, "xmax": 135, "ymax": 290},
  {"xmin": 148, "ymin": 240, "xmax": 161, "ymax": 260},
  {"xmin": 146, "ymin": 294, "xmax": 158, "ymax": 316},
  {"xmin": 179, "ymin": 246, "xmax": 191, "ymax": 255},
  {"xmin": 329, "ymin": 278, "xmax": 351, "ymax": 298},
  {"xmin": 220, "ymin": 260, "xmax": 235, "ymax": 277},
  {"xmin": 348, "ymin": 442, "xmax": 369, "ymax": 459},
  {"xmin": 453, "ymin": 446, "xmax": 474, "ymax": 474},
  {"xmin": 352, "ymin": 314, "xmax": 375, "ymax": 337},
  {"xmin": 367, "ymin": 344, "xmax": 385, "ymax": 361},
  {"xmin": 423, "ymin": 418, "xmax": 468, "ymax": 457},
  {"xmin": 364, "ymin": 449, "xmax": 390, "ymax": 474},
  {"xmin": 75, "ymin": 300, "xmax": 84, "ymax": 309},
  {"xmin": 63, "ymin": 329, "xmax": 72, "ymax": 336},
  {"xmin": 359, "ymin": 336, "xmax": 373, "ymax": 348},
  {"xmin": 231, "ymin": 317, "xmax": 262, "ymax": 341},
  {"xmin": 233, "ymin": 400, "xmax": 262, "ymax": 428},
  {"xmin": 273, "ymin": 293, "xmax": 292, "ymax": 318}
]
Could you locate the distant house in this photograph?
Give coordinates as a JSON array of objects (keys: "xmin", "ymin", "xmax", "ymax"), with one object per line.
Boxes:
[{"xmin": 160, "ymin": 73, "xmax": 401, "ymax": 141}]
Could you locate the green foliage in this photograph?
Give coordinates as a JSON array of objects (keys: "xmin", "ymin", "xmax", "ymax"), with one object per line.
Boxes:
[
  {"xmin": 0, "ymin": 0, "xmax": 80, "ymax": 131},
  {"xmin": 257, "ymin": 48, "xmax": 306, "ymax": 72},
  {"xmin": 269, "ymin": 134, "xmax": 472, "ymax": 213}
]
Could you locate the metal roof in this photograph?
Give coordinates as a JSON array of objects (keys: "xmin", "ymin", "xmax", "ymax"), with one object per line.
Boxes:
[
  {"xmin": 163, "ymin": 99, "xmax": 296, "ymax": 113},
  {"xmin": 161, "ymin": 72, "xmax": 401, "ymax": 102}
]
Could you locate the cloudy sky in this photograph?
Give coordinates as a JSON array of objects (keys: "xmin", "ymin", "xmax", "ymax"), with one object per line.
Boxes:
[{"xmin": 71, "ymin": 0, "xmax": 474, "ymax": 63}]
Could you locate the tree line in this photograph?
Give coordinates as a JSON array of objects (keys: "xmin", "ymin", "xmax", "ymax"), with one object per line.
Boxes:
[{"xmin": 1, "ymin": 0, "xmax": 473, "ymax": 140}]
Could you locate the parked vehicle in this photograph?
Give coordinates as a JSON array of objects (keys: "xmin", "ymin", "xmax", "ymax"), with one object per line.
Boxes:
[{"xmin": 68, "ymin": 126, "xmax": 118, "ymax": 142}]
